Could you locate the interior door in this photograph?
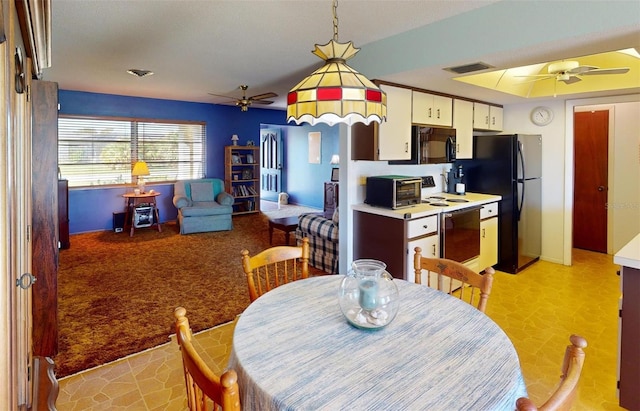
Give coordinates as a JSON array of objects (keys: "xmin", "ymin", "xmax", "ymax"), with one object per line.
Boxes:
[
  {"xmin": 260, "ymin": 129, "xmax": 282, "ymax": 203},
  {"xmin": 573, "ymin": 110, "xmax": 608, "ymax": 252}
]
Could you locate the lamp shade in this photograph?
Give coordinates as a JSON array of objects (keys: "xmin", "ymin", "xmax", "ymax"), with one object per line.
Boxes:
[
  {"xmin": 287, "ymin": 40, "xmax": 387, "ymax": 127},
  {"xmin": 330, "ymin": 154, "xmax": 340, "ymax": 165},
  {"xmin": 131, "ymin": 161, "xmax": 150, "ymax": 177}
]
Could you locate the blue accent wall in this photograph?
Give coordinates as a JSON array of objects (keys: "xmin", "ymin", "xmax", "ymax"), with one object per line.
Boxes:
[{"xmin": 59, "ymin": 90, "xmax": 339, "ymax": 233}]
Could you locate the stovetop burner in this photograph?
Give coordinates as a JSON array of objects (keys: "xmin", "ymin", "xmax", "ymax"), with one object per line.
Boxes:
[
  {"xmin": 429, "ymin": 202, "xmax": 449, "ymax": 207},
  {"xmin": 447, "ymin": 198, "xmax": 469, "ymax": 203},
  {"xmin": 428, "ymin": 196, "xmax": 445, "ymax": 200}
]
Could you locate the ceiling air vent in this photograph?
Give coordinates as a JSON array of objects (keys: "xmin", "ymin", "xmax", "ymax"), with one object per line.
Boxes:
[{"xmin": 444, "ymin": 62, "xmax": 494, "ymax": 74}]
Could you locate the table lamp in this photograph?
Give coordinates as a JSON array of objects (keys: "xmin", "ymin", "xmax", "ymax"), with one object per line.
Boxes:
[{"xmin": 132, "ymin": 161, "xmax": 150, "ymax": 193}]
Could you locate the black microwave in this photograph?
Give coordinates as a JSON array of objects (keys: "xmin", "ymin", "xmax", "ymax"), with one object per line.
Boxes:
[
  {"xmin": 389, "ymin": 126, "xmax": 456, "ymax": 165},
  {"xmin": 365, "ymin": 175, "xmax": 422, "ymax": 209}
]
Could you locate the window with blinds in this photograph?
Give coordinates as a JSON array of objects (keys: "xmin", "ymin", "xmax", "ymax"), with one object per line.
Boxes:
[{"xmin": 58, "ymin": 116, "xmax": 205, "ymax": 187}]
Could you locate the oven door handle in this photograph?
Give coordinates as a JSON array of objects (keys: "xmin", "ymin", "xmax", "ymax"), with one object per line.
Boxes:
[{"xmin": 442, "ymin": 205, "xmax": 483, "ymax": 218}]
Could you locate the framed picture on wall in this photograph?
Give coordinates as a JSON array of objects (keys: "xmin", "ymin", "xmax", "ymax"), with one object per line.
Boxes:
[
  {"xmin": 232, "ymin": 154, "xmax": 241, "ymax": 164},
  {"xmin": 331, "ymin": 168, "xmax": 339, "ymax": 182}
]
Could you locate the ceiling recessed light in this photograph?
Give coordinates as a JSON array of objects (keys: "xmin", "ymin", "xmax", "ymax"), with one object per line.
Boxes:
[{"xmin": 127, "ymin": 69, "xmax": 154, "ymax": 78}]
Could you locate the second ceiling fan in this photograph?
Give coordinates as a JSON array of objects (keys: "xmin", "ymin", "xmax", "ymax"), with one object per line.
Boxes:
[
  {"xmin": 519, "ymin": 60, "xmax": 630, "ymax": 84},
  {"xmin": 209, "ymin": 85, "xmax": 277, "ymax": 111}
]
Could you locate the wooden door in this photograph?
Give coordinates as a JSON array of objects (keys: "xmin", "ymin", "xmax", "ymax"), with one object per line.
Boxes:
[
  {"xmin": 260, "ymin": 129, "xmax": 282, "ymax": 203},
  {"xmin": 573, "ymin": 110, "xmax": 608, "ymax": 252}
]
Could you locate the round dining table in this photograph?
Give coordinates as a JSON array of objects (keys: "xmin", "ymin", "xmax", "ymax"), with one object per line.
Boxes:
[{"xmin": 229, "ymin": 275, "xmax": 527, "ymax": 410}]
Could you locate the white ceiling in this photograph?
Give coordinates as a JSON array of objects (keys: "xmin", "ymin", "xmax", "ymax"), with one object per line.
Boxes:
[{"xmin": 43, "ymin": 0, "xmax": 640, "ymax": 111}]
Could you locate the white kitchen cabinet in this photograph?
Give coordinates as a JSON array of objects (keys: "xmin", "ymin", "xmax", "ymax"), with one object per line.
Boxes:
[
  {"xmin": 452, "ymin": 99, "xmax": 473, "ymax": 159},
  {"xmin": 412, "ymin": 91, "xmax": 453, "ymax": 127},
  {"xmin": 478, "ymin": 202, "xmax": 498, "ymax": 271},
  {"xmin": 473, "ymin": 103, "xmax": 503, "ymax": 131},
  {"xmin": 351, "ymin": 84, "xmax": 412, "ymax": 160}
]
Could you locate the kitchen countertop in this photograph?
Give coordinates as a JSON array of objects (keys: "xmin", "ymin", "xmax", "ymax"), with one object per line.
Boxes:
[
  {"xmin": 352, "ymin": 192, "xmax": 502, "ymax": 220},
  {"xmin": 614, "ymin": 233, "xmax": 640, "ymax": 269}
]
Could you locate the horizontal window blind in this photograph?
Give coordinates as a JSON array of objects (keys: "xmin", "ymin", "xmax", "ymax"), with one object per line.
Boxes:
[{"xmin": 58, "ymin": 117, "xmax": 205, "ymax": 187}]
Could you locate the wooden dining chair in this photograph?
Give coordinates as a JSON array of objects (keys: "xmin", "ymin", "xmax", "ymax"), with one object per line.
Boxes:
[
  {"xmin": 174, "ymin": 307, "xmax": 241, "ymax": 411},
  {"xmin": 413, "ymin": 247, "xmax": 495, "ymax": 313},
  {"xmin": 516, "ymin": 334, "xmax": 588, "ymax": 411},
  {"xmin": 241, "ymin": 237, "xmax": 310, "ymax": 302}
]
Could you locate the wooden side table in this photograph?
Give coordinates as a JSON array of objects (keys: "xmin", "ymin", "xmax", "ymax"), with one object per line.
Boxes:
[
  {"xmin": 122, "ymin": 192, "xmax": 162, "ymax": 237},
  {"xmin": 268, "ymin": 216, "xmax": 299, "ymax": 245}
]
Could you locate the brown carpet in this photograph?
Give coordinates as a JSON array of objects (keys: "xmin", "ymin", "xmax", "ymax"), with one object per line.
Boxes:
[{"xmin": 54, "ymin": 211, "xmax": 323, "ymax": 378}]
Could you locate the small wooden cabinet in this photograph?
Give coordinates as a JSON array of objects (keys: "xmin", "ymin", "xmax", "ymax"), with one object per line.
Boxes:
[
  {"xmin": 473, "ymin": 103, "xmax": 503, "ymax": 131},
  {"xmin": 224, "ymin": 145, "xmax": 260, "ymax": 215},
  {"xmin": 412, "ymin": 91, "xmax": 453, "ymax": 127},
  {"xmin": 351, "ymin": 84, "xmax": 412, "ymax": 161},
  {"xmin": 323, "ymin": 182, "xmax": 338, "ymax": 219},
  {"xmin": 58, "ymin": 179, "xmax": 70, "ymax": 249}
]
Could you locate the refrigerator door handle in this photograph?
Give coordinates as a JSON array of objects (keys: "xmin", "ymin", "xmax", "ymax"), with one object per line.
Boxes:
[{"xmin": 516, "ymin": 141, "xmax": 526, "ymax": 221}]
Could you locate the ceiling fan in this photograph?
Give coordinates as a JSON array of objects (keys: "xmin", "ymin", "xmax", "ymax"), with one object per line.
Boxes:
[
  {"xmin": 208, "ymin": 85, "xmax": 277, "ymax": 111},
  {"xmin": 519, "ymin": 60, "xmax": 630, "ymax": 85}
]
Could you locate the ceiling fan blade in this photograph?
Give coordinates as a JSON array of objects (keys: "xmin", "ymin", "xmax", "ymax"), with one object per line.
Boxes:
[
  {"xmin": 580, "ymin": 67, "xmax": 630, "ymax": 75},
  {"xmin": 560, "ymin": 76, "xmax": 582, "ymax": 85},
  {"xmin": 515, "ymin": 74, "xmax": 557, "ymax": 78},
  {"xmin": 249, "ymin": 92, "xmax": 278, "ymax": 101},
  {"xmin": 208, "ymin": 92, "xmax": 236, "ymax": 99},
  {"xmin": 567, "ymin": 65, "xmax": 598, "ymax": 74},
  {"xmin": 251, "ymin": 100, "xmax": 274, "ymax": 105},
  {"xmin": 517, "ymin": 76, "xmax": 555, "ymax": 84}
]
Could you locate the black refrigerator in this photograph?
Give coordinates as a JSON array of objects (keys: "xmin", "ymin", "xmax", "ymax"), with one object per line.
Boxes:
[{"xmin": 457, "ymin": 134, "xmax": 542, "ymax": 274}]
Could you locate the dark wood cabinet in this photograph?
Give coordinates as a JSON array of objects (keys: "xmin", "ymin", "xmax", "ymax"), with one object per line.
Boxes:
[
  {"xmin": 58, "ymin": 179, "xmax": 70, "ymax": 249},
  {"xmin": 324, "ymin": 182, "xmax": 338, "ymax": 218}
]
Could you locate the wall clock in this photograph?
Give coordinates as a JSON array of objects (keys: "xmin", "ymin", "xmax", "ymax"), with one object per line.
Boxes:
[{"xmin": 530, "ymin": 106, "xmax": 553, "ymax": 126}]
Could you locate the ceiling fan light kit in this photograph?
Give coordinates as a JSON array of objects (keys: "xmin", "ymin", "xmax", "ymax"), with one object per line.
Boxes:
[{"xmin": 286, "ymin": 0, "xmax": 387, "ymax": 126}]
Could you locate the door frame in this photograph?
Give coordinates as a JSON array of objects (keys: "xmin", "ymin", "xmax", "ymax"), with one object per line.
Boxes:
[{"xmin": 564, "ymin": 94, "xmax": 639, "ymax": 264}]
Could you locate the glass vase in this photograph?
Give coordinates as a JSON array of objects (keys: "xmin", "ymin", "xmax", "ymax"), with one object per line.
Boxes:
[{"xmin": 338, "ymin": 259, "xmax": 399, "ymax": 330}]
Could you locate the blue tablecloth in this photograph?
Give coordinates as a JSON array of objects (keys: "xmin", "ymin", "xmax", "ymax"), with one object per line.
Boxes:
[{"xmin": 230, "ymin": 275, "xmax": 527, "ymax": 410}]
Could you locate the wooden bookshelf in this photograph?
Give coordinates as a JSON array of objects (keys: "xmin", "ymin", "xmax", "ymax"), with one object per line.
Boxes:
[{"xmin": 224, "ymin": 145, "xmax": 260, "ymax": 215}]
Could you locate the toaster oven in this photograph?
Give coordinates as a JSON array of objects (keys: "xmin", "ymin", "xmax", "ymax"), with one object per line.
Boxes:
[{"xmin": 365, "ymin": 176, "xmax": 422, "ymax": 209}]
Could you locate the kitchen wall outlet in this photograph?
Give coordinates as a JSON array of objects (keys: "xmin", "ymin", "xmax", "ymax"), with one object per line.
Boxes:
[{"xmin": 359, "ymin": 176, "xmax": 367, "ymax": 185}]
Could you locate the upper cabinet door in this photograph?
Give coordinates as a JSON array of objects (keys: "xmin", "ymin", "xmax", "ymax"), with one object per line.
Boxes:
[
  {"xmin": 473, "ymin": 103, "xmax": 503, "ymax": 131},
  {"xmin": 377, "ymin": 85, "xmax": 412, "ymax": 161},
  {"xmin": 453, "ymin": 99, "xmax": 473, "ymax": 159},
  {"xmin": 412, "ymin": 91, "xmax": 452, "ymax": 127}
]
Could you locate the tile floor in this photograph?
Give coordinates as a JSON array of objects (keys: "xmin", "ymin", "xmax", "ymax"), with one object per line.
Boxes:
[{"xmin": 56, "ymin": 248, "xmax": 625, "ymax": 410}]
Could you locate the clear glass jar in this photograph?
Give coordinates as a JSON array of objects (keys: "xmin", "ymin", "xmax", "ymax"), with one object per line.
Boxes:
[{"xmin": 338, "ymin": 259, "xmax": 400, "ymax": 330}]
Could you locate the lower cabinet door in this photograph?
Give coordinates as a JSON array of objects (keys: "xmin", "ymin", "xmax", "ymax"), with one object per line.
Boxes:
[
  {"xmin": 407, "ymin": 234, "xmax": 439, "ymax": 283},
  {"xmin": 479, "ymin": 217, "xmax": 498, "ymax": 271}
]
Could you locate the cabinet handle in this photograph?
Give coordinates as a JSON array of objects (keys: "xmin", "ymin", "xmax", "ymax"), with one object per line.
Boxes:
[
  {"xmin": 491, "ymin": 116, "xmax": 495, "ymax": 125},
  {"xmin": 405, "ymin": 142, "xmax": 409, "ymax": 153},
  {"xmin": 432, "ymin": 244, "xmax": 436, "ymax": 256},
  {"xmin": 457, "ymin": 143, "xmax": 460, "ymax": 153},
  {"xmin": 482, "ymin": 228, "xmax": 486, "ymax": 238},
  {"xmin": 428, "ymin": 108, "xmax": 432, "ymax": 118},
  {"xmin": 422, "ymin": 225, "xmax": 429, "ymax": 229},
  {"xmin": 436, "ymin": 108, "xmax": 440, "ymax": 119},
  {"xmin": 485, "ymin": 115, "xmax": 489, "ymax": 125}
]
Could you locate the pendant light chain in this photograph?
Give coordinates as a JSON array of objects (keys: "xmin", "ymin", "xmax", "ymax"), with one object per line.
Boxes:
[{"xmin": 332, "ymin": 0, "xmax": 339, "ymax": 41}]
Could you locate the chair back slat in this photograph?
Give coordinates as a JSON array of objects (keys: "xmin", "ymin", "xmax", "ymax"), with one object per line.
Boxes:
[
  {"xmin": 173, "ymin": 307, "xmax": 241, "ymax": 411},
  {"xmin": 413, "ymin": 247, "xmax": 494, "ymax": 313},
  {"xmin": 241, "ymin": 238, "xmax": 309, "ymax": 302}
]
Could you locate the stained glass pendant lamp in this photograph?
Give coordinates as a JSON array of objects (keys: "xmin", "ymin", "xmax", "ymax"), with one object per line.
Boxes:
[{"xmin": 287, "ymin": 0, "xmax": 387, "ymax": 127}]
